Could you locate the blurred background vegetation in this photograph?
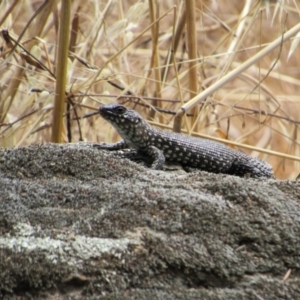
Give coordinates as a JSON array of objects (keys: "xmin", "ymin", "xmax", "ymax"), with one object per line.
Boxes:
[{"xmin": 0, "ymin": 0, "xmax": 300, "ymax": 179}]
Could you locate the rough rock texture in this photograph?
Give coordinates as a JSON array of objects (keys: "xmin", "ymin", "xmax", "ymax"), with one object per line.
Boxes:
[{"xmin": 0, "ymin": 143, "xmax": 299, "ymax": 299}]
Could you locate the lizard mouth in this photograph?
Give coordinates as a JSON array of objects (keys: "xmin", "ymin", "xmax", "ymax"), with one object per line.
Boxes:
[
  {"xmin": 99, "ymin": 107, "xmax": 117, "ymax": 120},
  {"xmin": 99, "ymin": 104, "xmax": 141, "ymax": 126},
  {"xmin": 99, "ymin": 106, "xmax": 129, "ymax": 126},
  {"xmin": 99, "ymin": 105, "xmax": 127, "ymax": 118}
]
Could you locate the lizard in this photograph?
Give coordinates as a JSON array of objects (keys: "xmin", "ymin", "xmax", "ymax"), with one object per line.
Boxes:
[{"xmin": 94, "ymin": 104, "xmax": 274, "ymax": 178}]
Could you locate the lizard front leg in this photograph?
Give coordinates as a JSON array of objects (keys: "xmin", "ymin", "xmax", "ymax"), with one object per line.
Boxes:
[
  {"xmin": 145, "ymin": 146, "xmax": 165, "ymax": 170},
  {"xmin": 93, "ymin": 140, "xmax": 128, "ymax": 150}
]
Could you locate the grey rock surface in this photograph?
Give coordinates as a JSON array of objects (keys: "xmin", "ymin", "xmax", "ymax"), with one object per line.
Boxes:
[{"xmin": 0, "ymin": 143, "xmax": 299, "ymax": 299}]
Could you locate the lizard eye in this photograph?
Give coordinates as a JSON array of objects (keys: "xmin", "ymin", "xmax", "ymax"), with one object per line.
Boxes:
[{"xmin": 114, "ymin": 106, "xmax": 126, "ymax": 114}]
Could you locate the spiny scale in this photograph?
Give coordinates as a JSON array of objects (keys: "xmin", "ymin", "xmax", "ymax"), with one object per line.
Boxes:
[{"xmin": 95, "ymin": 104, "xmax": 274, "ymax": 178}]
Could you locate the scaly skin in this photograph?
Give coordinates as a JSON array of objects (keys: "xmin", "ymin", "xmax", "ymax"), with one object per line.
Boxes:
[{"xmin": 95, "ymin": 104, "xmax": 274, "ymax": 178}]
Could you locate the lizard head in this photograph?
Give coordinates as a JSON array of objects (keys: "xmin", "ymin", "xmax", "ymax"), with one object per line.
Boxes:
[
  {"xmin": 99, "ymin": 104, "xmax": 151, "ymax": 145},
  {"xmin": 99, "ymin": 104, "xmax": 142, "ymax": 127}
]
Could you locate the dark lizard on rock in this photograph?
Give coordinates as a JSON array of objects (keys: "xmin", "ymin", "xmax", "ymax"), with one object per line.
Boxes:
[{"xmin": 94, "ymin": 104, "xmax": 274, "ymax": 178}]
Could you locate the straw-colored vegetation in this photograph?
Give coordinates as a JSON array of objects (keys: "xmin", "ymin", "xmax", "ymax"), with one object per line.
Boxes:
[{"xmin": 0, "ymin": 0, "xmax": 300, "ymax": 180}]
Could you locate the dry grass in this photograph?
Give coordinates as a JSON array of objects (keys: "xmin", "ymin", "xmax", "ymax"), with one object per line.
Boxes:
[{"xmin": 1, "ymin": 0, "xmax": 300, "ymax": 179}]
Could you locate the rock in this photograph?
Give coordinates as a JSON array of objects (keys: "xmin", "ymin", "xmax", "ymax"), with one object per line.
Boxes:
[{"xmin": 0, "ymin": 143, "xmax": 299, "ymax": 299}]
